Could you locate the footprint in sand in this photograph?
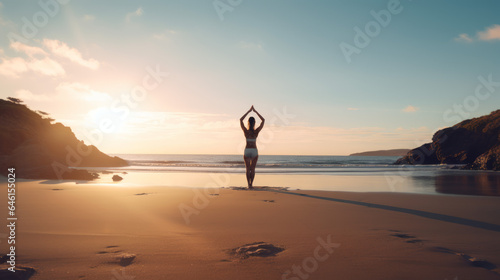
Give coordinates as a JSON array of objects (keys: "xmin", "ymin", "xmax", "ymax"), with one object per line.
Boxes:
[
  {"xmin": 116, "ymin": 253, "xmax": 136, "ymax": 267},
  {"xmin": 387, "ymin": 230, "xmax": 498, "ymax": 274},
  {"xmin": 405, "ymin": 239, "xmax": 424, "ymax": 244},
  {"xmin": 391, "ymin": 233, "xmax": 415, "ymax": 239},
  {"xmin": 431, "ymin": 247, "xmax": 498, "ymax": 271},
  {"xmin": 263, "ymin": 200, "xmax": 275, "ymax": 203},
  {"xmin": 228, "ymin": 242, "xmax": 285, "ymax": 259},
  {"xmin": 388, "ymin": 230, "xmax": 424, "ymax": 244},
  {"xmin": 95, "ymin": 246, "xmax": 136, "ymax": 267}
]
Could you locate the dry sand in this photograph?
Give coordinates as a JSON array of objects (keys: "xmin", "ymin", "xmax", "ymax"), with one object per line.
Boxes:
[{"xmin": 1, "ymin": 179, "xmax": 500, "ymax": 280}]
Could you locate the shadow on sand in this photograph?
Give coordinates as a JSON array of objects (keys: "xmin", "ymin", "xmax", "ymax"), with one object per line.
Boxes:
[{"xmin": 265, "ymin": 189, "xmax": 500, "ymax": 233}]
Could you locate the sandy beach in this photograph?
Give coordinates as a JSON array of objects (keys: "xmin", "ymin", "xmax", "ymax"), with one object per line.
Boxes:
[{"xmin": 1, "ymin": 178, "xmax": 500, "ymax": 280}]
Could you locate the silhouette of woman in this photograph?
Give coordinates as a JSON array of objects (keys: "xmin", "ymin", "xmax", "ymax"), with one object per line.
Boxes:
[{"xmin": 240, "ymin": 106, "xmax": 265, "ymax": 189}]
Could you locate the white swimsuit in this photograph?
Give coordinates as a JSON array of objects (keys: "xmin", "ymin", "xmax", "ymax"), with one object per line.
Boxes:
[
  {"xmin": 244, "ymin": 138, "xmax": 258, "ymax": 158},
  {"xmin": 244, "ymin": 148, "xmax": 258, "ymax": 158}
]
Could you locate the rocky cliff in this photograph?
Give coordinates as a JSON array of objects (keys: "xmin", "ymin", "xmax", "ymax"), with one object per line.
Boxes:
[
  {"xmin": 0, "ymin": 99, "xmax": 128, "ymax": 179},
  {"xmin": 395, "ymin": 110, "xmax": 500, "ymax": 171}
]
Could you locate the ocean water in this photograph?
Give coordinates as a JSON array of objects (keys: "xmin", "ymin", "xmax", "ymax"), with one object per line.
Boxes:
[
  {"xmin": 103, "ymin": 154, "xmax": 500, "ymax": 196},
  {"xmin": 112, "ymin": 154, "xmax": 428, "ymax": 173}
]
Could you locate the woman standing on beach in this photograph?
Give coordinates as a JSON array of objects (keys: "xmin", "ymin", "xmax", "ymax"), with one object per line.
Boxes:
[{"xmin": 240, "ymin": 106, "xmax": 265, "ymax": 189}]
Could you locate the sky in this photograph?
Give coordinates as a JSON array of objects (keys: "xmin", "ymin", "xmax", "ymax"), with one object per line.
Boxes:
[{"xmin": 0, "ymin": 0, "xmax": 499, "ymax": 155}]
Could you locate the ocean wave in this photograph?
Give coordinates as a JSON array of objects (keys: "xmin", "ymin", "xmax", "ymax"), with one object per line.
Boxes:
[
  {"xmin": 131, "ymin": 160, "xmax": 194, "ymax": 166},
  {"xmin": 127, "ymin": 161, "xmax": 412, "ymax": 170},
  {"xmin": 220, "ymin": 161, "xmax": 244, "ymax": 164},
  {"xmin": 114, "ymin": 154, "xmax": 445, "ymax": 173}
]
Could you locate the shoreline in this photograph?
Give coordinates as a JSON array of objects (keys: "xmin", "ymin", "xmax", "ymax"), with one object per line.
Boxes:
[
  {"xmin": 4, "ymin": 165, "xmax": 500, "ymax": 197},
  {"xmin": 39, "ymin": 167, "xmax": 500, "ymax": 196}
]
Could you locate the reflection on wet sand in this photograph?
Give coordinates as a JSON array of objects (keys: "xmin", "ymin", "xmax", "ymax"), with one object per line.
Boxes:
[{"xmin": 435, "ymin": 173, "xmax": 500, "ymax": 196}]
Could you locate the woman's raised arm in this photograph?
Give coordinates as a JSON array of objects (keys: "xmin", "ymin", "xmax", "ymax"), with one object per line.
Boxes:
[
  {"xmin": 240, "ymin": 107, "xmax": 253, "ymax": 131},
  {"xmin": 253, "ymin": 107, "xmax": 265, "ymax": 132}
]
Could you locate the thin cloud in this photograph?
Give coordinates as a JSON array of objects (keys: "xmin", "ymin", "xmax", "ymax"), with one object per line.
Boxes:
[
  {"xmin": 153, "ymin": 29, "xmax": 178, "ymax": 40},
  {"xmin": 126, "ymin": 7, "xmax": 143, "ymax": 22},
  {"xmin": 28, "ymin": 57, "xmax": 66, "ymax": 76},
  {"xmin": 15, "ymin": 89, "xmax": 49, "ymax": 101},
  {"xmin": 240, "ymin": 124, "xmax": 432, "ymax": 154},
  {"xmin": 82, "ymin": 110, "xmax": 230, "ymax": 135},
  {"xmin": 454, "ymin": 33, "xmax": 473, "ymax": 43},
  {"xmin": 83, "ymin": 14, "xmax": 95, "ymax": 21},
  {"xmin": 238, "ymin": 41, "xmax": 263, "ymax": 51},
  {"xmin": 56, "ymin": 82, "xmax": 112, "ymax": 102},
  {"xmin": 0, "ymin": 56, "xmax": 64, "ymax": 78},
  {"xmin": 0, "ymin": 41, "xmax": 72, "ymax": 78},
  {"xmin": 10, "ymin": 41, "xmax": 47, "ymax": 57},
  {"xmin": 347, "ymin": 107, "xmax": 359, "ymax": 111},
  {"xmin": 402, "ymin": 105, "xmax": 418, "ymax": 113},
  {"xmin": 0, "ymin": 57, "xmax": 28, "ymax": 77},
  {"xmin": 455, "ymin": 24, "xmax": 500, "ymax": 42},
  {"xmin": 43, "ymin": 39, "xmax": 100, "ymax": 70}
]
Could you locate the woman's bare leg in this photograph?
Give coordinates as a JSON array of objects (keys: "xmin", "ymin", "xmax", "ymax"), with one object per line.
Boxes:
[
  {"xmin": 244, "ymin": 156, "xmax": 252, "ymax": 188},
  {"xmin": 249, "ymin": 156, "xmax": 258, "ymax": 187}
]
